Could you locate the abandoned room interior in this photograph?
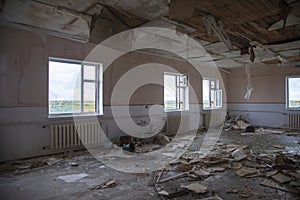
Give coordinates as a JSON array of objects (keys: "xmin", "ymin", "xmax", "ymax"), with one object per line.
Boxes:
[{"xmin": 0, "ymin": 0, "xmax": 300, "ymax": 199}]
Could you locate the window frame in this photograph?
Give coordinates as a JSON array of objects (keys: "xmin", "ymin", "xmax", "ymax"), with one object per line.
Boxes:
[
  {"xmin": 286, "ymin": 76, "xmax": 300, "ymax": 110},
  {"xmin": 203, "ymin": 78, "xmax": 222, "ymax": 110},
  {"xmin": 48, "ymin": 57, "xmax": 103, "ymax": 117},
  {"xmin": 164, "ymin": 72, "xmax": 189, "ymax": 112}
]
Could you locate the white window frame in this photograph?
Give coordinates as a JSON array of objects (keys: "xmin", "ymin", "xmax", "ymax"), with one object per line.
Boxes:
[
  {"xmin": 203, "ymin": 78, "xmax": 222, "ymax": 110},
  {"xmin": 48, "ymin": 57, "xmax": 103, "ymax": 117},
  {"xmin": 286, "ymin": 76, "xmax": 300, "ymax": 110},
  {"xmin": 164, "ymin": 72, "xmax": 189, "ymax": 112}
]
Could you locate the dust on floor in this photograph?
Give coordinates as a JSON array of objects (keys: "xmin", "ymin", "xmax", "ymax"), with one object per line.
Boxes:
[{"xmin": 0, "ymin": 130, "xmax": 299, "ymax": 200}]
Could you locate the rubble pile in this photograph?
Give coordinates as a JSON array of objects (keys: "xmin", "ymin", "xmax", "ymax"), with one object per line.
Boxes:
[{"xmin": 153, "ymin": 141, "xmax": 300, "ymax": 199}]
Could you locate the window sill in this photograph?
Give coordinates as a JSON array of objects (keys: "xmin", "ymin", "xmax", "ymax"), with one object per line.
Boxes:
[
  {"xmin": 203, "ymin": 107, "xmax": 222, "ymax": 111},
  {"xmin": 48, "ymin": 113, "xmax": 103, "ymax": 119},
  {"xmin": 164, "ymin": 109, "xmax": 189, "ymax": 113}
]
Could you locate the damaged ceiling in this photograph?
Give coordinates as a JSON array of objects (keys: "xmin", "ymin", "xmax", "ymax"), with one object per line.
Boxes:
[{"xmin": 0, "ymin": 0, "xmax": 300, "ymax": 68}]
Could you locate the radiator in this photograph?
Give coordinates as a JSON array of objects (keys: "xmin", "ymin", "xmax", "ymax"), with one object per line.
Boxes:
[
  {"xmin": 50, "ymin": 121, "xmax": 104, "ymax": 149},
  {"xmin": 288, "ymin": 113, "xmax": 300, "ymax": 128},
  {"xmin": 166, "ymin": 115, "xmax": 190, "ymax": 133}
]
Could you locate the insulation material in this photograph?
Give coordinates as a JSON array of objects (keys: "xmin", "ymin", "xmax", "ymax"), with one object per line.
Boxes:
[{"xmin": 243, "ymin": 65, "xmax": 253, "ymax": 100}]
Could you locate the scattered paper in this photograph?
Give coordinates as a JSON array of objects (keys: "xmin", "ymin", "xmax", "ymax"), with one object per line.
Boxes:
[
  {"xmin": 182, "ymin": 182, "xmax": 207, "ymax": 194},
  {"xmin": 57, "ymin": 173, "xmax": 88, "ymax": 183}
]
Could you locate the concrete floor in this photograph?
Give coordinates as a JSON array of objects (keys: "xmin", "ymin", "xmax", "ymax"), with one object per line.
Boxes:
[{"xmin": 0, "ymin": 130, "xmax": 299, "ymax": 200}]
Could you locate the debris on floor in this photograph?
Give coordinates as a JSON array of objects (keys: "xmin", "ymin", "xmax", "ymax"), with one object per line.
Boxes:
[
  {"xmin": 224, "ymin": 117, "xmax": 251, "ymax": 131},
  {"xmin": 14, "ymin": 163, "xmax": 32, "ymax": 170},
  {"xmin": 0, "ymin": 129, "xmax": 299, "ymax": 199},
  {"xmin": 182, "ymin": 182, "xmax": 207, "ymax": 194},
  {"xmin": 153, "ymin": 129, "xmax": 300, "ymax": 199},
  {"xmin": 57, "ymin": 173, "xmax": 88, "ymax": 183},
  {"xmin": 44, "ymin": 157, "xmax": 64, "ymax": 166},
  {"xmin": 235, "ymin": 167, "xmax": 257, "ymax": 177},
  {"xmin": 260, "ymin": 179, "xmax": 298, "ymax": 193},
  {"xmin": 90, "ymin": 179, "xmax": 119, "ymax": 190},
  {"xmin": 69, "ymin": 162, "xmax": 79, "ymax": 167}
]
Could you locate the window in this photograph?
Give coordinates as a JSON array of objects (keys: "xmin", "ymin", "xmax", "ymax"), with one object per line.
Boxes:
[
  {"xmin": 286, "ymin": 76, "xmax": 300, "ymax": 110},
  {"xmin": 48, "ymin": 58, "xmax": 103, "ymax": 116},
  {"xmin": 164, "ymin": 73, "xmax": 189, "ymax": 111},
  {"xmin": 203, "ymin": 78, "xmax": 222, "ymax": 109}
]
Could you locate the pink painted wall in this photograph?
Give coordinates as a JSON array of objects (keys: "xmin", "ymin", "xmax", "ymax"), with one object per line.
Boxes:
[{"xmin": 227, "ymin": 65, "xmax": 300, "ymax": 104}]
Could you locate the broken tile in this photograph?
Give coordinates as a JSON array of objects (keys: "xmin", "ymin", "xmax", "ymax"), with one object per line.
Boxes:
[
  {"xmin": 207, "ymin": 167, "xmax": 226, "ymax": 172},
  {"xmin": 232, "ymin": 149, "xmax": 247, "ymax": 161},
  {"xmin": 57, "ymin": 173, "xmax": 88, "ymax": 183},
  {"xmin": 192, "ymin": 169, "xmax": 212, "ymax": 176},
  {"xmin": 271, "ymin": 173, "xmax": 293, "ymax": 183},
  {"xmin": 266, "ymin": 170, "xmax": 278, "ymax": 177},
  {"xmin": 182, "ymin": 182, "xmax": 207, "ymax": 193},
  {"xmin": 282, "ymin": 170, "xmax": 300, "ymax": 179},
  {"xmin": 236, "ymin": 168, "xmax": 257, "ymax": 177},
  {"xmin": 260, "ymin": 179, "xmax": 297, "ymax": 193},
  {"xmin": 290, "ymin": 180, "xmax": 300, "ymax": 187}
]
